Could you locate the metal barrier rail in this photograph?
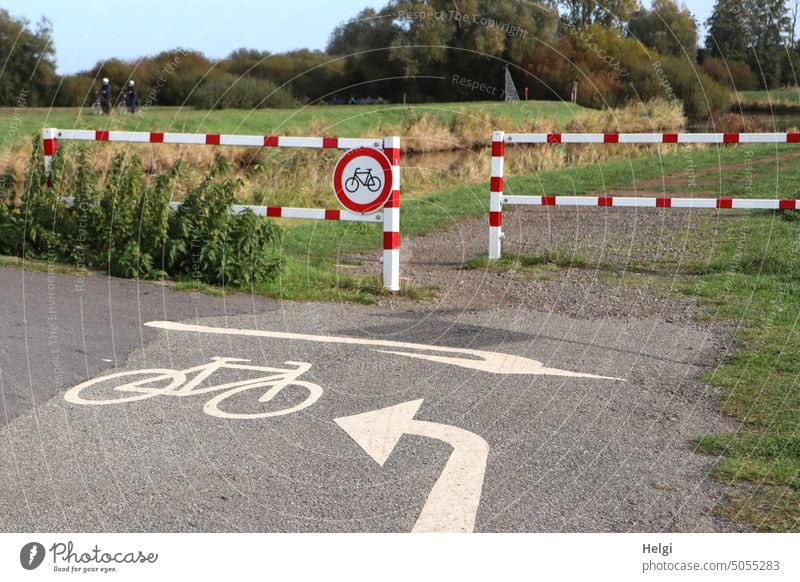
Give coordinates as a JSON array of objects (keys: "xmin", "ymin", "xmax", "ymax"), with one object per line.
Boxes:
[{"xmin": 43, "ymin": 128, "xmax": 401, "ymax": 291}]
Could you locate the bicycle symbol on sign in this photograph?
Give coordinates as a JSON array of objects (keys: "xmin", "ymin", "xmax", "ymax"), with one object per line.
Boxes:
[
  {"xmin": 64, "ymin": 357, "xmax": 322, "ymax": 419},
  {"xmin": 344, "ymin": 167, "xmax": 382, "ymax": 193}
]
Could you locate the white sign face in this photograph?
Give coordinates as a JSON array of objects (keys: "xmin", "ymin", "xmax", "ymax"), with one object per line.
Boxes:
[{"xmin": 332, "ymin": 148, "xmax": 393, "ymax": 214}]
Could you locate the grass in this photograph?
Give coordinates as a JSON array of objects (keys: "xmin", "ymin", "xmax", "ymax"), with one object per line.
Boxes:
[
  {"xmin": 712, "ymin": 487, "xmax": 799, "ymax": 532},
  {"xmin": 256, "ymin": 254, "xmax": 439, "ymax": 304},
  {"xmin": 465, "ymin": 250, "xmax": 591, "ymax": 282},
  {"xmin": 465, "ymin": 249, "xmax": 592, "ymax": 270},
  {"xmin": 172, "ymin": 280, "xmax": 226, "ymax": 297},
  {"xmin": 0, "ymin": 254, "xmax": 87, "ymax": 275},
  {"xmin": 736, "ymin": 89, "xmax": 800, "ymax": 106},
  {"xmin": 0, "ymin": 101, "xmax": 587, "ymax": 148}
]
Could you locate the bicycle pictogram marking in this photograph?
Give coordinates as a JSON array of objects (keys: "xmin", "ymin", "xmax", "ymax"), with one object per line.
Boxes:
[
  {"xmin": 344, "ymin": 167, "xmax": 382, "ymax": 193},
  {"xmin": 64, "ymin": 357, "xmax": 323, "ymax": 419}
]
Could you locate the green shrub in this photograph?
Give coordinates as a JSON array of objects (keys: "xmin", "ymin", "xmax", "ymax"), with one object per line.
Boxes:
[
  {"xmin": 0, "ymin": 134, "xmax": 283, "ymax": 287},
  {"xmin": 166, "ymin": 159, "xmax": 282, "ymax": 286},
  {"xmin": 189, "ymin": 73, "xmax": 295, "ymax": 110},
  {"xmin": 0, "ymin": 168, "xmax": 22, "ymax": 255},
  {"xmin": 702, "ymin": 57, "xmax": 758, "ymax": 91}
]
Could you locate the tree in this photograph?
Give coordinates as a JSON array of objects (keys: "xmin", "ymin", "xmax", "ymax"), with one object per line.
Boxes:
[
  {"xmin": 706, "ymin": 0, "xmax": 753, "ymax": 62},
  {"xmin": 627, "ymin": 0, "xmax": 698, "ymax": 56},
  {"xmin": 748, "ymin": 0, "xmax": 791, "ymax": 88},
  {"xmin": 706, "ymin": 0, "xmax": 791, "ymax": 88},
  {"xmin": 559, "ymin": 0, "xmax": 640, "ymax": 29},
  {"xmin": 0, "ymin": 10, "xmax": 58, "ymax": 106},
  {"xmin": 327, "ymin": 7, "xmax": 405, "ymax": 98},
  {"xmin": 380, "ymin": 0, "xmax": 559, "ymax": 100}
]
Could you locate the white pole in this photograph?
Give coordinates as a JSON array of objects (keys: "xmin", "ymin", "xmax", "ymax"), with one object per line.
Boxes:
[
  {"xmin": 489, "ymin": 130, "xmax": 505, "ymax": 260},
  {"xmin": 42, "ymin": 128, "xmax": 58, "ymax": 186},
  {"xmin": 383, "ymin": 136, "xmax": 401, "ymax": 291}
]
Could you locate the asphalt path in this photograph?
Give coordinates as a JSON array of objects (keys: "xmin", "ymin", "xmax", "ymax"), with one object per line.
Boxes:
[{"xmin": 0, "ymin": 266, "xmax": 743, "ymax": 532}]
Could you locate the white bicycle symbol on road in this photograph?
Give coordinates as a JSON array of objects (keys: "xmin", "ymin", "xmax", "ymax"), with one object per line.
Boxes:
[{"xmin": 64, "ymin": 357, "xmax": 322, "ymax": 419}]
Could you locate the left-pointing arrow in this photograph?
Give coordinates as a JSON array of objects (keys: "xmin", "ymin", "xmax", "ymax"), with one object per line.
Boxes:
[{"xmin": 335, "ymin": 399, "xmax": 489, "ymax": 533}]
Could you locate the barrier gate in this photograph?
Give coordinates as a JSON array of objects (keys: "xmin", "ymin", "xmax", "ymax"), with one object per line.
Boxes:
[
  {"xmin": 42, "ymin": 128, "xmax": 401, "ymax": 291},
  {"xmin": 488, "ymin": 130, "xmax": 800, "ymax": 259}
]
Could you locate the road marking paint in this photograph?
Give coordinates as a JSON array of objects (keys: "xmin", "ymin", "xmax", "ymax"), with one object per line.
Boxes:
[
  {"xmin": 335, "ymin": 399, "xmax": 489, "ymax": 533},
  {"xmin": 144, "ymin": 321, "xmax": 622, "ymax": 379},
  {"xmin": 64, "ymin": 357, "xmax": 322, "ymax": 419}
]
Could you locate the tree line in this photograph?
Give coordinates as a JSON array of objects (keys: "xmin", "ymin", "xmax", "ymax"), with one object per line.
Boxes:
[{"xmin": 2, "ymin": 1, "xmax": 799, "ymax": 118}]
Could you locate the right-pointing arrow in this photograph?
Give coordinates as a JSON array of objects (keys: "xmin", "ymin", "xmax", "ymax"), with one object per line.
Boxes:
[{"xmin": 335, "ymin": 399, "xmax": 489, "ymax": 533}]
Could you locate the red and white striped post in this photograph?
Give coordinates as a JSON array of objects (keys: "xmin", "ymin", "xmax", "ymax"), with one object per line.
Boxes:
[
  {"xmin": 42, "ymin": 127, "xmax": 58, "ymax": 187},
  {"xmin": 489, "ymin": 130, "xmax": 505, "ymax": 260},
  {"xmin": 383, "ymin": 136, "xmax": 401, "ymax": 292}
]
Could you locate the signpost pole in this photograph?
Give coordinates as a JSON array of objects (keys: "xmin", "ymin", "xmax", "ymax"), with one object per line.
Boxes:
[
  {"xmin": 42, "ymin": 128, "xmax": 58, "ymax": 187},
  {"xmin": 383, "ymin": 136, "xmax": 401, "ymax": 292},
  {"xmin": 489, "ymin": 131, "xmax": 504, "ymax": 260}
]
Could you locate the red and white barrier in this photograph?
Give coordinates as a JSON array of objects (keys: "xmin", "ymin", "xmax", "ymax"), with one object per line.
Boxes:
[
  {"xmin": 43, "ymin": 128, "xmax": 400, "ymax": 291},
  {"xmin": 505, "ymin": 132, "xmax": 800, "ymax": 144},
  {"xmin": 501, "ymin": 195, "xmax": 799, "ymax": 209},
  {"xmin": 489, "ymin": 131, "xmax": 800, "ymax": 259}
]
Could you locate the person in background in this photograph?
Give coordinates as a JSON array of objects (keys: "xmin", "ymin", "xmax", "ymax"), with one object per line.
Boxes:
[
  {"xmin": 99, "ymin": 77, "xmax": 112, "ymax": 113},
  {"xmin": 126, "ymin": 80, "xmax": 137, "ymax": 114},
  {"xmin": 570, "ymin": 79, "xmax": 578, "ymax": 104}
]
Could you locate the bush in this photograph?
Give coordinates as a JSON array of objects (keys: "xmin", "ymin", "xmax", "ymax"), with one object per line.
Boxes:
[
  {"xmin": 189, "ymin": 73, "xmax": 295, "ymax": 110},
  {"xmin": 702, "ymin": 57, "xmax": 758, "ymax": 91},
  {"xmin": 653, "ymin": 56, "xmax": 732, "ymax": 119},
  {"xmin": 0, "ymin": 135, "xmax": 282, "ymax": 287},
  {"xmin": 0, "ymin": 168, "xmax": 22, "ymax": 255},
  {"xmin": 165, "ymin": 159, "xmax": 282, "ymax": 286}
]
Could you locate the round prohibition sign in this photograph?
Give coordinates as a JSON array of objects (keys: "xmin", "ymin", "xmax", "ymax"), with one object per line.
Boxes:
[{"xmin": 332, "ymin": 147, "xmax": 393, "ymax": 214}]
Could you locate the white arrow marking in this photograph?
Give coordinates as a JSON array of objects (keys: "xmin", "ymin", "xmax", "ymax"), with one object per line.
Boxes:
[
  {"xmin": 335, "ymin": 399, "xmax": 489, "ymax": 533},
  {"xmin": 144, "ymin": 321, "xmax": 622, "ymax": 379}
]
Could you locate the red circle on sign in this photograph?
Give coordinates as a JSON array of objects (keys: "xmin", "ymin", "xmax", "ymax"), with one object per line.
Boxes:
[{"xmin": 332, "ymin": 147, "xmax": 393, "ymax": 214}]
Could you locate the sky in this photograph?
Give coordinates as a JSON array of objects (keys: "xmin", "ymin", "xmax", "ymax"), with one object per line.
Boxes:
[{"xmin": 4, "ymin": 0, "xmax": 717, "ymax": 75}]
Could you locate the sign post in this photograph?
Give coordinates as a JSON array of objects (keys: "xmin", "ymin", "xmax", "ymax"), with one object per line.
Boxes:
[{"xmin": 332, "ymin": 142, "xmax": 400, "ymax": 291}]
